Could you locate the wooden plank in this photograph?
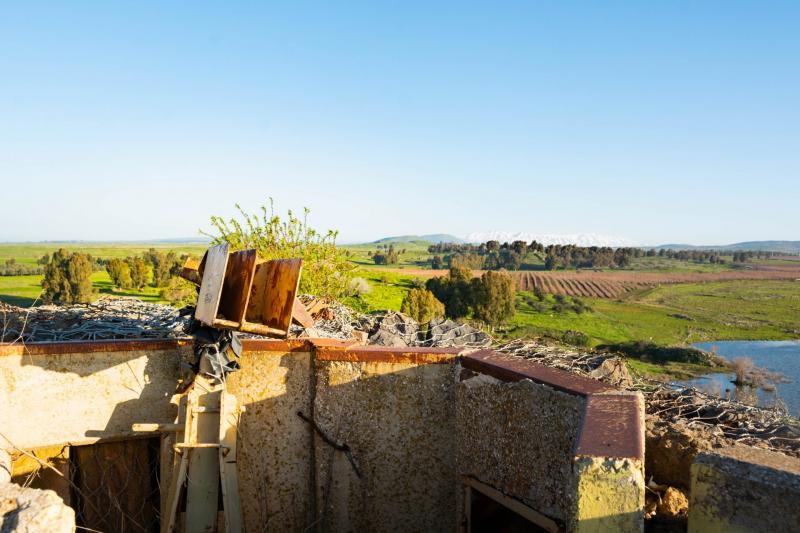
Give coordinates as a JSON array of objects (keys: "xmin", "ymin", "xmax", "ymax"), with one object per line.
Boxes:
[
  {"xmin": 462, "ymin": 476, "xmax": 562, "ymax": 533},
  {"xmin": 195, "ymin": 243, "xmax": 230, "ymax": 326},
  {"xmin": 219, "ymin": 392, "xmax": 243, "ymax": 533},
  {"xmin": 292, "ymin": 297, "xmax": 315, "ymax": 328},
  {"xmin": 185, "ymin": 375, "xmax": 222, "ymax": 533},
  {"xmin": 163, "ymin": 448, "xmax": 188, "ymax": 533},
  {"xmin": 238, "ymin": 322, "xmax": 287, "ymax": 337},
  {"xmin": 246, "ymin": 258, "xmax": 302, "ymax": 333},
  {"xmin": 218, "ymin": 249, "xmax": 258, "ymax": 323}
]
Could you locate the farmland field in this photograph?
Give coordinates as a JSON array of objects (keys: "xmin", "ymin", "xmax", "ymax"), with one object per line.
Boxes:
[
  {"xmin": 369, "ymin": 264, "xmax": 800, "ymax": 299},
  {"xmin": 2, "ymin": 241, "xmax": 799, "ymax": 353}
]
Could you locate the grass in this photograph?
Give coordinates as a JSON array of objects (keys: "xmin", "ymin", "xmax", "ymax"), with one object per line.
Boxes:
[
  {"xmin": 0, "ymin": 271, "xmax": 170, "ymax": 307},
  {"xmin": 504, "ymin": 280, "xmax": 800, "ymax": 346},
  {"xmin": 343, "ymin": 269, "xmax": 422, "ymax": 312},
  {"xmin": 0, "ymin": 242, "xmax": 207, "ymax": 266}
]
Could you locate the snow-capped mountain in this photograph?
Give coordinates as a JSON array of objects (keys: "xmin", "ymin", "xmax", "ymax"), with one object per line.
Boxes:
[{"xmin": 461, "ymin": 232, "xmax": 639, "ymax": 247}]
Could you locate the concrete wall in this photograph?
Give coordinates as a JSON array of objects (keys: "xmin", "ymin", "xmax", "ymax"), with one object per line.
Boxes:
[
  {"xmin": 0, "ymin": 340, "xmax": 187, "ymax": 449},
  {"xmin": 225, "ymin": 345, "xmax": 315, "ymax": 531},
  {"xmin": 689, "ymin": 446, "xmax": 800, "ymax": 532},
  {"xmin": 312, "ymin": 350, "xmax": 459, "ymax": 532},
  {"xmin": 459, "ymin": 350, "xmax": 645, "ymax": 533},
  {"xmin": 456, "ymin": 370, "xmax": 584, "ymax": 521},
  {"xmin": 1, "ymin": 339, "xmax": 646, "ymax": 533}
]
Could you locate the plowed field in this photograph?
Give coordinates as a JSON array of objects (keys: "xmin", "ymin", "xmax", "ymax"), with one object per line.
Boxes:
[{"xmin": 378, "ymin": 265, "xmax": 800, "ymax": 298}]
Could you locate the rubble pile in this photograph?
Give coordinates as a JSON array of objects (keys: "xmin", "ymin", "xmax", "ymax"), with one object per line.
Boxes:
[
  {"xmin": 1, "ymin": 297, "xmax": 492, "ymax": 350},
  {"xmin": 1, "ymin": 297, "xmax": 191, "ymax": 342},
  {"xmin": 497, "ymin": 339, "xmax": 800, "ymax": 460}
]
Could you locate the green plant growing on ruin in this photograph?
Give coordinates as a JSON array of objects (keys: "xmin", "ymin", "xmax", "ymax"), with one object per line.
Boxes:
[
  {"xmin": 41, "ymin": 249, "xmax": 96, "ymax": 304},
  {"xmin": 205, "ymin": 200, "xmax": 354, "ymax": 299}
]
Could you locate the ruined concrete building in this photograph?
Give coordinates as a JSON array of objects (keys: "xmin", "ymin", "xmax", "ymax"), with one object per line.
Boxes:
[{"xmin": 2, "ymin": 335, "xmax": 799, "ymax": 532}]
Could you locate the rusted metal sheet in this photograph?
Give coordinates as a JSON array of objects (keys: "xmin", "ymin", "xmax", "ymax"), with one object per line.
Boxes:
[
  {"xmin": 315, "ymin": 345, "xmax": 460, "ymax": 364},
  {"xmin": 0, "ymin": 338, "xmax": 191, "ymax": 356},
  {"xmin": 218, "ymin": 249, "xmax": 258, "ymax": 324},
  {"xmin": 574, "ymin": 394, "xmax": 643, "ymax": 460},
  {"xmin": 461, "ymin": 350, "xmax": 613, "ymax": 396},
  {"xmin": 241, "ymin": 338, "xmax": 313, "ymax": 352},
  {"xmin": 246, "ymin": 258, "xmax": 303, "ymax": 333}
]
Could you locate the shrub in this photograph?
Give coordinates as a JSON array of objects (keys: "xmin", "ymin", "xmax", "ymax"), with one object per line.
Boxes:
[
  {"xmin": 348, "ymin": 277, "xmax": 371, "ymax": 297},
  {"xmin": 400, "ymin": 289, "xmax": 445, "ymax": 325},
  {"xmin": 562, "ymin": 330, "xmax": 590, "ymax": 347},
  {"xmin": 159, "ymin": 277, "xmax": 197, "ymax": 307},
  {"xmin": 42, "ymin": 249, "xmax": 96, "ymax": 304},
  {"xmin": 731, "ymin": 357, "xmax": 754, "ymax": 385},
  {"xmin": 205, "ymin": 200, "xmax": 353, "ymax": 298}
]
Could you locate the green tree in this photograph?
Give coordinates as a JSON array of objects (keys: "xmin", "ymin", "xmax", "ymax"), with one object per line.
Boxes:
[
  {"xmin": 400, "ymin": 288, "xmax": 445, "ymax": 325},
  {"xmin": 143, "ymin": 248, "xmax": 182, "ymax": 287},
  {"xmin": 41, "ymin": 249, "xmax": 96, "ymax": 303},
  {"xmin": 471, "ymin": 270, "xmax": 516, "ymax": 328},
  {"xmin": 105, "ymin": 258, "xmax": 133, "ymax": 289},
  {"xmin": 126, "ymin": 257, "xmax": 150, "ymax": 289},
  {"xmin": 426, "ymin": 266, "xmax": 473, "ymax": 319}
]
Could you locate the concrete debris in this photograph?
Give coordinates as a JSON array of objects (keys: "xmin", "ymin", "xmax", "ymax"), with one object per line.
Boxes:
[
  {"xmin": 359, "ymin": 312, "xmax": 492, "ymax": 348},
  {"xmin": 590, "ymin": 357, "xmax": 633, "ymax": 388},
  {"xmin": 657, "ymin": 487, "xmax": 689, "ymax": 518},
  {"xmin": 646, "ymin": 417, "xmax": 724, "ymax": 490},
  {"xmin": 0, "ymin": 482, "xmax": 75, "ymax": 533}
]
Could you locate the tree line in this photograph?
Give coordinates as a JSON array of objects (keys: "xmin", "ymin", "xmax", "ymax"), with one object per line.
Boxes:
[
  {"xmin": 428, "ymin": 240, "xmax": 781, "ymax": 271},
  {"xmin": 39, "ymin": 248, "xmax": 193, "ymax": 304}
]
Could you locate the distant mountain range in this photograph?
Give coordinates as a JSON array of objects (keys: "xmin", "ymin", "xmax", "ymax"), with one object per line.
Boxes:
[
  {"xmin": 462, "ymin": 232, "xmax": 639, "ymax": 247},
  {"xmin": 654, "ymin": 241, "xmax": 800, "ymax": 254},
  {"xmin": 372, "ymin": 234, "xmax": 466, "ymax": 244},
  {"xmin": 368, "ymin": 233, "xmax": 800, "ymax": 254}
]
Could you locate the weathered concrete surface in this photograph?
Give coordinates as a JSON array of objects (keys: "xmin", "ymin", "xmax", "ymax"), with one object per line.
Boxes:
[
  {"xmin": 0, "ymin": 450, "xmax": 9, "ymax": 483},
  {"xmin": 570, "ymin": 457, "xmax": 644, "ymax": 533},
  {"xmin": 225, "ymin": 349, "xmax": 315, "ymax": 532},
  {"xmin": 313, "ymin": 359, "xmax": 458, "ymax": 532},
  {"xmin": 571, "ymin": 391, "xmax": 645, "ymax": 533},
  {"xmin": 0, "ymin": 346, "xmax": 185, "ymax": 449},
  {"xmin": 456, "ymin": 368, "xmax": 584, "ymax": 522},
  {"xmin": 0, "ymin": 482, "xmax": 75, "ymax": 533},
  {"xmin": 688, "ymin": 446, "xmax": 800, "ymax": 532}
]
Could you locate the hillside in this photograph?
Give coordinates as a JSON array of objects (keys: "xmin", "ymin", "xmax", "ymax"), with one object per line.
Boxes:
[
  {"xmin": 372, "ymin": 234, "xmax": 464, "ymax": 244},
  {"xmin": 655, "ymin": 241, "xmax": 800, "ymax": 254}
]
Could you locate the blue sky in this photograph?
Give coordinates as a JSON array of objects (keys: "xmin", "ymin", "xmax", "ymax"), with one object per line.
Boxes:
[{"xmin": 1, "ymin": 2, "xmax": 797, "ymax": 244}]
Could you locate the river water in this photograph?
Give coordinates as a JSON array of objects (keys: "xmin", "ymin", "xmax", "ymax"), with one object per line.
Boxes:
[{"xmin": 676, "ymin": 340, "xmax": 800, "ymax": 417}]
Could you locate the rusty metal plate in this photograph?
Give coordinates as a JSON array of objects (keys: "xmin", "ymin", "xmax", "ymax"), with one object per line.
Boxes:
[{"xmin": 574, "ymin": 394, "xmax": 643, "ymax": 460}]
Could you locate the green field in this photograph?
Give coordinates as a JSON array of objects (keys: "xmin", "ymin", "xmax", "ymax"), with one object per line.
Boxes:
[
  {"xmin": 506, "ymin": 280, "xmax": 800, "ymax": 346},
  {"xmin": 2, "ymin": 242, "xmax": 799, "ymax": 354}
]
